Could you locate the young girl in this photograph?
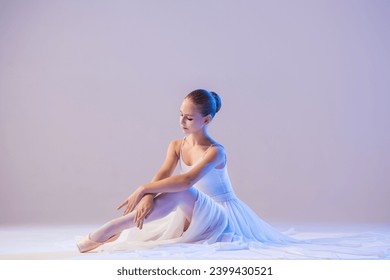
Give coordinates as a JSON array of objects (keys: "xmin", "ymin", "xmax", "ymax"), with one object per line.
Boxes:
[{"xmin": 77, "ymin": 89, "xmax": 291, "ymax": 253}]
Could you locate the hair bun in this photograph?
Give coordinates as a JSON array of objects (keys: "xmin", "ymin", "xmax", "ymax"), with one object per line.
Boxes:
[{"xmin": 210, "ymin": 91, "xmax": 222, "ymax": 113}]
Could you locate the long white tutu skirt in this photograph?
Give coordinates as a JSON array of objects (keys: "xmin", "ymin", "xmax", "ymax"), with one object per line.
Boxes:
[
  {"xmin": 107, "ymin": 191, "xmax": 230, "ymax": 251},
  {"xmin": 104, "ymin": 191, "xmax": 390, "ymax": 259}
]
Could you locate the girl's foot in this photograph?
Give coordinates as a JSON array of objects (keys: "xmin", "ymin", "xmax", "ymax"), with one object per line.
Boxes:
[{"xmin": 77, "ymin": 233, "xmax": 120, "ymax": 253}]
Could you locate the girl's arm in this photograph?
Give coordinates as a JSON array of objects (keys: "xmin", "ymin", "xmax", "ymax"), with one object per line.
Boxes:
[
  {"xmin": 118, "ymin": 144, "xmax": 225, "ymax": 215},
  {"xmin": 149, "ymin": 140, "xmax": 181, "ymax": 182},
  {"xmin": 117, "ymin": 139, "xmax": 180, "ymax": 218},
  {"xmin": 134, "ymin": 140, "xmax": 179, "ymax": 204},
  {"xmin": 142, "ymin": 145, "xmax": 225, "ymax": 194}
]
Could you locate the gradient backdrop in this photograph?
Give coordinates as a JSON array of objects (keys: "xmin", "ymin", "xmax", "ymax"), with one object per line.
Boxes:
[{"xmin": 1, "ymin": 0, "xmax": 389, "ymax": 225}]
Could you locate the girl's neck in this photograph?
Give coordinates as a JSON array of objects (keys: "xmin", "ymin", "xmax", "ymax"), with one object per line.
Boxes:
[{"xmin": 187, "ymin": 130, "xmax": 212, "ymax": 147}]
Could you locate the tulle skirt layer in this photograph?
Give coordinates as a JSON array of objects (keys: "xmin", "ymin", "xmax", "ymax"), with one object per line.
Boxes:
[
  {"xmin": 108, "ymin": 191, "xmax": 295, "ymax": 252},
  {"xmin": 105, "ymin": 191, "xmax": 390, "ymax": 259}
]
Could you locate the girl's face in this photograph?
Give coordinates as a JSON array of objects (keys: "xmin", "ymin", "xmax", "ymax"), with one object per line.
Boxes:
[{"xmin": 179, "ymin": 98, "xmax": 208, "ymax": 134}]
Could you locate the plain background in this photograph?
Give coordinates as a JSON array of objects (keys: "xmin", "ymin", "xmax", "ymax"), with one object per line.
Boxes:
[{"xmin": 0, "ymin": 0, "xmax": 389, "ymax": 225}]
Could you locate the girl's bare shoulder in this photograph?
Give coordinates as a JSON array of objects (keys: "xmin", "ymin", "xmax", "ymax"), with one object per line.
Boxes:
[
  {"xmin": 169, "ymin": 138, "xmax": 184, "ymax": 148},
  {"xmin": 168, "ymin": 138, "xmax": 184, "ymax": 157}
]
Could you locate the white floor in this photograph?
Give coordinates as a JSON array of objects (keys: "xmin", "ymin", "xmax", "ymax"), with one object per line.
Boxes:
[{"xmin": 1, "ymin": 223, "xmax": 390, "ymax": 260}]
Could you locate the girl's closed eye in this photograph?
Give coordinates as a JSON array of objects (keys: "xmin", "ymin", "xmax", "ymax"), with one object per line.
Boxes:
[{"xmin": 180, "ymin": 112, "xmax": 192, "ymax": 121}]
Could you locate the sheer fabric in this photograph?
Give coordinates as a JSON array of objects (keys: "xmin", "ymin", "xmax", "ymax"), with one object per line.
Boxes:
[{"xmin": 105, "ymin": 140, "xmax": 390, "ymax": 259}]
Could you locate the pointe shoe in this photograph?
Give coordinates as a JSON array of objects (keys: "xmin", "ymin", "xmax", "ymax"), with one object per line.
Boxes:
[{"xmin": 77, "ymin": 233, "xmax": 120, "ymax": 253}]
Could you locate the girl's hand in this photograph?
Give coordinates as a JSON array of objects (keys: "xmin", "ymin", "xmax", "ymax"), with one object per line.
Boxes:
[
  {"xmin": 134, "ymin": 194, "xmax": 154, "ymax": 229},
  {"xmin": 116, "ymin": 186, "xmax": 145, "ymax": 215}
]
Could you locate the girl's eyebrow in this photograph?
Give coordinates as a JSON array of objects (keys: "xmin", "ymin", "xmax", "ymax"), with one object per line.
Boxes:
[{"xmin": 180, "ymin": 110, "xmax": 194, "ymax": 117}]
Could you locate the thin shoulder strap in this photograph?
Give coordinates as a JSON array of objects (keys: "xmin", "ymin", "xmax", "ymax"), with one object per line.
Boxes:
[
  {"xmin": 180, "ymin": 136, "xmax": 186, "ymax": 158},
  {"xmin": 203, "ymin": 142, "xmax": 224, "ymax": 157},
  {"xmin": 204, "ymin": 143, "xmax": 215, "ymax": 154},
  {"xmin": 203, "ymin": 143, "xmax": 227, "ymax": 167}
]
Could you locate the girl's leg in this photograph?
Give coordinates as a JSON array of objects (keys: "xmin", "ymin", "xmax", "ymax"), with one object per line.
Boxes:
[{"xmin": 89, "ymin": 187, "xmax": 198, "ymax": 242}]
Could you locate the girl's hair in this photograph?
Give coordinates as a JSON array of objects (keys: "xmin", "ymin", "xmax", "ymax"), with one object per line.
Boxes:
[{"xmin": 185, "ymin": 89, "xmax": 222, "ymax": 118}]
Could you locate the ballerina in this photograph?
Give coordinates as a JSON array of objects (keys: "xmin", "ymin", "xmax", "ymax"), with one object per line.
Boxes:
[{"xmin": 77, "ymin": 89, "xmax": 293, "ymax": 253}]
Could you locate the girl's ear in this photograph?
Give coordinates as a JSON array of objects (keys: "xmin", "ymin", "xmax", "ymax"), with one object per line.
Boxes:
[{"xmin": 204, "ymin": 114, "xmax": 212, "ymax": 125}]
